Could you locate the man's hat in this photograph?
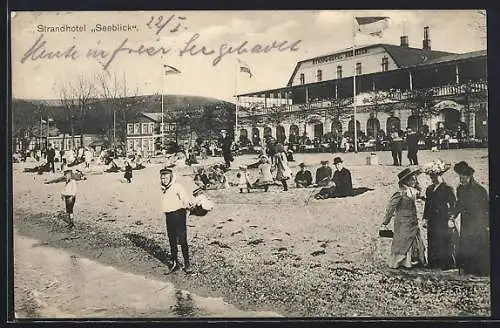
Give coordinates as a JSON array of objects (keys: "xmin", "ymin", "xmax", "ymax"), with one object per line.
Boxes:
[
  {"xmin": 298, "ymin": 162, "xmax": 306, "ymax": 168},
  {"xmin": 320, "ymin": 160, "xmax": 329, "ymax": 165},
  {"xmin": 333, "ymin": 157, "xmax": 343, "ymax": 165},
  {"xmin": 160, "ymin": 167, "xmax": 172, "ymax": 175},
  {"xmin": 397, "ymin": 167, "xmax": 421, "ymax": 183},
  {"xmin": 453, "ymin": 161, "xmax": 475, "ymax": 176}
]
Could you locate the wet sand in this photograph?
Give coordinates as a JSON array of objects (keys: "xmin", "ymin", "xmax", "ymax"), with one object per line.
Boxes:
[{"xmin": 13, "ymin": 149, "xmax": 491, "ymax": 317}]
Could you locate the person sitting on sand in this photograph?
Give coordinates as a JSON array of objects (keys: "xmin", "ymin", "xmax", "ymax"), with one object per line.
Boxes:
[
  {"xmin": 105, "ymin": 159, "xmax": 121, "ymax": 173},
  {"xmin": 193, "ymin": 167, "xmax": 211, "ymax": 190},
  {"xmin": 160, "ymin": 167, "xmax": 194, "ymax": 274},
  {"xmin": 315, "ymin": 160, "xmax": 332, "ymax": 186},
  {"xmin": 286, "ymin": 149, "xmax": 295, "ymax": 162},
  {"xmin": 61, "ymin": 169, "xmax": 77, "ymax": 229},
  {"xmin": 295, "ymin": 163, "xmax": 312, "ymax": 188},
  {"xmin": 237, "ymin": 165, "xmax": 252, "ymax": 193},
  {"xmin": 314, "ymin": 157, "xmax": 353, "ymax": 199},
  {"xmin": 45, "ymin": 169, "xmax": 86, "ymax": 184},
  {"xmin": 252, "ymin": 155, "xmax": 274, "ymax": 192}
]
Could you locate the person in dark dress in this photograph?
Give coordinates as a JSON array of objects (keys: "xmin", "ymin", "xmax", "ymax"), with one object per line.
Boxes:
[
  {"xmin": 452, "ymin": 161, "xmax": 490, "ymax": 276},
  {"xmin": 390, "ymin": 131, "xmax": 404, "ymax": 166},
  {"xmin": 220, "ymin": 130, "xmax": 233, "ymax": 168},
  {"xmin": 422, "ymin": 160, "xmax": 457, "ymax": 269},
  {"xmin": 295, "ymin": 163, "xmax": 312, "ymax": 188},
  {"xmin": 406, "ymin": 128, "xmax": 419, "ymax": 165},
  {"xmin": 46, "ymin": 144, "xmax": 56, "ymax": 173},
  {"xmin": 315, "ymin": 160, "xmax": 332, "ymax": 186}
]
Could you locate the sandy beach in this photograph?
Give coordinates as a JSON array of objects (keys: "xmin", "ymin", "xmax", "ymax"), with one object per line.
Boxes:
[{"xmin": 13, "ymin": 149, "xmax": 491, "ymax": 317}]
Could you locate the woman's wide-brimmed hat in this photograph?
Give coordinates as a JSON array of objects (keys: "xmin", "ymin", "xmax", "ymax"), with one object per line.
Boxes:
[
  {"xmin": 454, "ymin": 161, "xmax": 475, "ymax": 176},
  {"xmin": 422, "ymin": 159, "xmax": 451, "ymax": 176},
  {"xmin": 260, "ymin": 155, "xmax": 269, "ymax": 161},
  {"xmin": 397, "ymin": 167, "xmax": 421, "ymax": 183},
  {"xmin": 333, "ymin": 157, "xmax": 343, "ymax": 165}
]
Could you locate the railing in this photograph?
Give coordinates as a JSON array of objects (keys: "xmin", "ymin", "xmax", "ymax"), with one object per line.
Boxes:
[{"xmin": 238, "ymin": 81, "xmax": 487, "ymax": 118}]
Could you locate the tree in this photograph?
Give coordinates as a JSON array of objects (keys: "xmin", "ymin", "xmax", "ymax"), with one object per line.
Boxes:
[
  {"xmin": 96, "ymin": 72, "xmax": 139, "ymax": 148},
  {"xmin": 461, "ymin": 79, "xmax": 488, "ymax": 136},
  {"xmin": 71, "ymin": 75, "xmax": 98, "ymax": 146},
  {"xmin": 362, "ymin": 91, "xmax": 399, "ymax": 145},
  {"xmin": 399, "ymin": 88, "xmax": 440, "ymax": 133}
]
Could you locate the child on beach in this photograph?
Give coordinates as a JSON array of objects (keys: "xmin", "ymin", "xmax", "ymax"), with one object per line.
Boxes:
[
  {"xmin": 160, "ymin": 168, "xmax": 194, "ymax": 274},
  {"xmin": 124, "ymin": 160, "xmax": 133, "ymax": 183},
  {"xmin": 236, "ymin": 165, "xmax": 252, "ymax": 193},
  {"xmin": 61, "ymin": 169, "xmax": 77, "ymax": 229}
]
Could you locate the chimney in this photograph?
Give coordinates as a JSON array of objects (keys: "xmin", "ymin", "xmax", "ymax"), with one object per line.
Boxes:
[
  {"xmin": 423, "ymin": 26, "xmax": 431, "ymax": 51},
  {"xmin": 400, "ymin": 35, "xmax": 409, "ymax": 48}
]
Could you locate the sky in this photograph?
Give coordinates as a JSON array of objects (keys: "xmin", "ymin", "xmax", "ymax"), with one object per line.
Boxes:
[{"xmin": 11, "ymin": 10, "xmax": 486, "ymax": 103}]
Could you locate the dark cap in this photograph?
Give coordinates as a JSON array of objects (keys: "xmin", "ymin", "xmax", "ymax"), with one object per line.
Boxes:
[
  {"xmin": 333, "ymin": 157, "xmax": 343, "ymax": 165},
  {"xmin": 320, "ymin": 160, "xmax": 329, "ymax": 165},
  {"xmin": 160, "ymin": 167, "xmax": 172, "ymax": 175},
  {"xmin": 453, "ymin": 161, "xmax": 475, "ymax": 176},
  {"xmin": 298, "ymin": 162, "xmax": 305, "ymax": 168}
]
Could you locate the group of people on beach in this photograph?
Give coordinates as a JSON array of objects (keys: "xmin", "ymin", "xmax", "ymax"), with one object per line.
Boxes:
[{"xmin": 382, "ymin": 160, "xmax": 489, "ymax": 276}]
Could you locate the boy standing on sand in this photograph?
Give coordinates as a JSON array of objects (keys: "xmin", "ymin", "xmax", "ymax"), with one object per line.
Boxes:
[
  {"xmin": 61, "ymin": 169, "xmax": 77, "ymax": 229},
  {"xmin": 160, "ymin": 168, "xmax": 194, "ymax": 274}
]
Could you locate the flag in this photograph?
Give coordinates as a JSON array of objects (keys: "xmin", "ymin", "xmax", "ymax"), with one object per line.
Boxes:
[
  {"xmin": 164, "ymin": 64, "xmax": 181, "ymax": 75},
  {"xmin": 355, "ymin": 16, "xmax": 390, "ymax": 37},
  {"xmin": 237, "ymin": 58, "xmax": 253, "ymax": 78}
]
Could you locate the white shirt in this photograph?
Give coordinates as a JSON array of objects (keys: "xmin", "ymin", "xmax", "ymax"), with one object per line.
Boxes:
[
  {"xmin": 62, "ymin": 179, "xmax": 77, "ymax": 196},
  {"xmin": 160, "ymin": 182, "xmax": 192, "ymax": 213}
]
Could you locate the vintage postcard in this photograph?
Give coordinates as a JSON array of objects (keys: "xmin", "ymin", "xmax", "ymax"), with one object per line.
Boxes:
[{"xmin": 10, "ymin": 10, "xmax": 489, "ymax": 318}]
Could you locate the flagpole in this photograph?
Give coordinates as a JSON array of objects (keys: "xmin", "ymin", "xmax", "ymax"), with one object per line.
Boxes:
[
  {"xmin": 235, "ymin": 58, "xmax": 239, "ymax": 143},
  {"xmin": 352, "ymin": 16, "xmax": 358, "ymax": 153},
  {"xmin": 161, "ymin": 64, "xmax": 165, "ymax": 151}
]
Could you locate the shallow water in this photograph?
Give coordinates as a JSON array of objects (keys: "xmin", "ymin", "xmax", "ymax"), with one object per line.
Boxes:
[{"xmin": 13, "ymin": 232, "xmax": 281, "ymax": 319}]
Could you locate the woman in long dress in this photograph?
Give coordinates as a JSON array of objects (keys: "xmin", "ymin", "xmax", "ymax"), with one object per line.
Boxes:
[
  {"xmin": 422, "ymin": 160, "xmax": 457, "ymax": 269},
  {"xmin": 452, "ymin": 161, "xmax": 490, "ymax": 276},
  {"xmin": 382, "ymin": 167, "xmax": 426, "ymax": 269},
  {"xmin": 274, "ymin": 144, "xmax": 291, "ymax": 191}
]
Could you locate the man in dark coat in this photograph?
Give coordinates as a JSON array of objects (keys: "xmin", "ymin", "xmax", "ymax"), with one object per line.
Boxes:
[
  {"xmin": 315, "ymin": 160, "xmax": 332, "ymax": 186},
  {"xmin": 332, "ymin": 157, "xmax": 353, "ymax": 197},
  {"xmin": 315, "ymin": 157, "xmax": 353, "ymax": 199},
  {"xmin": 390, "ymin": 131, "xmax": 404, "ymax": 166},
  {"xmin": 220, "ymin": 130, "xmax": 233, "ymax": 168},
  {"xmin": 295, "ymin": 162, "xmax": 312, "ymax": 188},
  {"xmin": 406, "ymin": 128, "xmax": 419, "ymax": 165},
  {"xmin": 452, "ymin": 161, "xmax": 490, "ymax": 276},
  {"xmin": 46, "ymin": 144, "xmax": 56, "ymax": 173}
]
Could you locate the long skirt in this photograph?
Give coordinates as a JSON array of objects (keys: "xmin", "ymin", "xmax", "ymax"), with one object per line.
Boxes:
[{"xmin": 388, "ymin": 229, "xmax": 426, "ymax": 269}]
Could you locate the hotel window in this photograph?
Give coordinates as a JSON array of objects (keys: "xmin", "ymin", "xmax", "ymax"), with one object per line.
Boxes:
[
  {"xmin": 356, "ymin": 62, "xmax": 362, "ymax": 75},
  {"xmin": 149, "ymin": 123, "xmax": 155, "ymax": 134},
  {"xmin": 134, "ymin": 139, "xmax": 140, "ymax": 150},
  {"xmin": 317, "ymin": 69, "xmax": 322, "ymax": 82},
  {"xmin": 148, "ymin": 138, "xmax": 155, "ymax": 151},
  {"xmin": 127, "ymin": 124, "xmax": 134, "ymax": 135},
  {"xmin": 382, "ymin": 56, "xmax": 389, "ymax": 72},
  {"xmin": 336, "ymin": 66, "xmax": 342, "ymax": 79},
  {"xmin": 299, "ymin": 73, "xmax": 305, "ymax": 85},
  {"xmin": 127, "ymin": 140, "xmax": 134, "ymax": 150},
  {"xmin": 134, "ymin": 123, "xmax": 140, "ymax": 135},
  {"xmin": 142, "ymin": 123, "xmax": 148, "ymax": 134}
]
